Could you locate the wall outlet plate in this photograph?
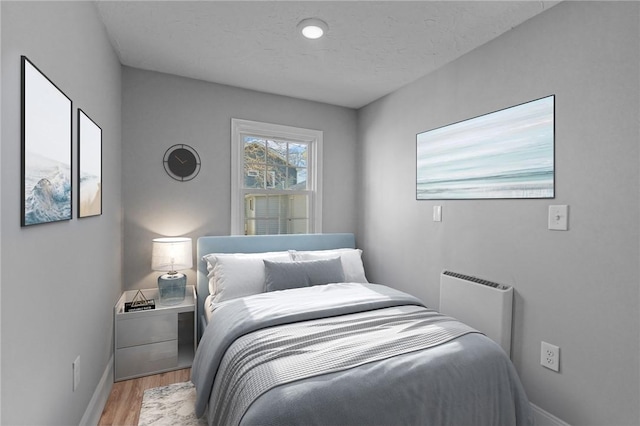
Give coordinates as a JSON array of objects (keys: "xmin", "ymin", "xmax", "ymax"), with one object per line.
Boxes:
[{"xmin": 541, "ymin": 341, "xmax": 560, "ymax": 372}]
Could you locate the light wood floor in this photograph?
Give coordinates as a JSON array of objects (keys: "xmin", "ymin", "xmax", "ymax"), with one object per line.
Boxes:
[{"xmin": 98, "ymin": 368, "xmax": 191, "ymax": 426}]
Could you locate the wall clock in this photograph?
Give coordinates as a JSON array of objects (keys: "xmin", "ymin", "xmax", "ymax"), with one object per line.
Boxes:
[{"xmin": 163, "ymin": 144, "xmax": 201, "ymax": 182}]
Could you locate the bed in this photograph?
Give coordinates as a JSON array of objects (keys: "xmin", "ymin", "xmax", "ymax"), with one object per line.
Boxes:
[{"xmin": 191, "ymin": 233, "xmax": 534, "ymax": 426}]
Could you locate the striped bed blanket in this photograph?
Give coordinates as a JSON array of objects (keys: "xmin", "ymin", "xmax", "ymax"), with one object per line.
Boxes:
[{"xmin": 192, "ymin": 283, "xmax": 534, "ymax": 426}]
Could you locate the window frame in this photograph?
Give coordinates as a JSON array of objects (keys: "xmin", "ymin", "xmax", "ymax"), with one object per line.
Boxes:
[{"xmin": 231, "ymin": 118, "xmax": 323, "ymax": 235}]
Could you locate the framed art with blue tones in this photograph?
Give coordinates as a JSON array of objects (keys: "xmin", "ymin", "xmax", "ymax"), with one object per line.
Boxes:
[
  {"xmin": 78, "ymin": 109, "xmax": 102, "ymax": 218},
  {"xmin": 416, "ymin": 95, "xmax": 555, "ymax": 200},
  {"xmin": 21, "ymin": 56, "xmax": 73, "ymax": 226}
]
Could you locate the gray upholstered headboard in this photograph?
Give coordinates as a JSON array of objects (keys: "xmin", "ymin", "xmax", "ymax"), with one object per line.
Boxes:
[{"xmin": 196, "ymin": 233, "xmax": 356, "ymax": 337}]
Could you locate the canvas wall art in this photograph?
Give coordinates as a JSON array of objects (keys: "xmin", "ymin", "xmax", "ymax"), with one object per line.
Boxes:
[
  {"xmin": 416, "ymin": 95, "xmax": 555, "ymax": 200},
  {"xmin": 78, "ymin": 109, "xmax": 102, "ymax": 218},
  {"xmin": 21, "ymin": 56, "xmax": 73, "ymax": 226}
]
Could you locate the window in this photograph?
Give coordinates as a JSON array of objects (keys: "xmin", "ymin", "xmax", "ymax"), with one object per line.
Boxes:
[{"xmin": 231, "ymin": 119, "xmax": 323, "ymax": 235}]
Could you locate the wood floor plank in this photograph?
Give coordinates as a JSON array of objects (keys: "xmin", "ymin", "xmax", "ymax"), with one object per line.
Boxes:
[{"xmin": 98, "ymin": 368, "xmax": 191, "ymax": 426}]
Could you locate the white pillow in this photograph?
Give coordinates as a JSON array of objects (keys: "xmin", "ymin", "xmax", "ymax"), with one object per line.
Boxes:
[
  {"xmin": 203, "ymin": 251, "xmax": 292, "ymax": 299},
  {"xmin": 291, "ymin": 248, "xmax": 368, "ymax": 283}
]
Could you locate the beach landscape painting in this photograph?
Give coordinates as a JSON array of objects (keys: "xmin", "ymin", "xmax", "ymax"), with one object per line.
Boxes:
[
  {"xmin": 416, "ymin": 95, "xmax": 555, "ymax": 200},
  {"xmin": 78, "ymin": 109, "xmax": 102, "ymax": 218},
  {"xmin": 21, "ymin": 56, "xmax": 73, "ymax": 226}
]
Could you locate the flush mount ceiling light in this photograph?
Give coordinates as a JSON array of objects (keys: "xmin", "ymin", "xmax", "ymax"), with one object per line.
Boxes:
[{"xmin": 297, "ymin": 18, "xmax": 328, "ymax": 40}]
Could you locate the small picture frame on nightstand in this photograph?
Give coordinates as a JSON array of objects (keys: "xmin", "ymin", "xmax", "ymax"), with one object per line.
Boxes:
[{"xmin": 124, "ymin": 290, "xmax": 155, "ymax": 312}]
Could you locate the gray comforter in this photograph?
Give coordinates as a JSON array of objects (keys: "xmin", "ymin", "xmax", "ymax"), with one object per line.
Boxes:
[{"xmin": 192, "ymin": 283, "xmax": 534, "ymax": 426}]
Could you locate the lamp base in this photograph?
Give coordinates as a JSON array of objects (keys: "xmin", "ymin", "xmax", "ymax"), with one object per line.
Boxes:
[{"xmin": 157, "ymin": 273, "xmax": 186, "ymax": 306}]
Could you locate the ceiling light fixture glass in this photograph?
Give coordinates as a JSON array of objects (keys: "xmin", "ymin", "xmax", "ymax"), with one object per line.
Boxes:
[{"xmin": 298, "ymin": 18, "xmax": 328, "ymax": 40}]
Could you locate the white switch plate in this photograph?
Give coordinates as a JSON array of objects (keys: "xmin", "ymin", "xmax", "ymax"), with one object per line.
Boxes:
[
  {"xmin": 73, "ymin": 355, "xmax": 80, "ymax": 391},
  {"xmin": 433, "ymin": 205, "xmax": 442, "ymax": 222},
  {"xmin": 548, "ymin": 205, "xmax": 568, "ymax": 231}
]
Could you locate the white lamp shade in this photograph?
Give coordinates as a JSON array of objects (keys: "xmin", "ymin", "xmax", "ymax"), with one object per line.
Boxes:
[{"xmin": 151, "ymin": 237, "xmax": 193, "ymax": 272}]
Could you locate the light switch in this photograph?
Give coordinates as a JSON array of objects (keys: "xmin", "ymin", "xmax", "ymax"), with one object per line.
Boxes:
[
  {"xmin": 433, "ymin": 205, "xmax": 442, "ymax": 222},
  {"xmin": 548, "ymin": 205, "xmax": 569, "ymax": 231}
]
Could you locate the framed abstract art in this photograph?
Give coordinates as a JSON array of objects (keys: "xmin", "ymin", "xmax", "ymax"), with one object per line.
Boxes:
[
  {"xmin": 21, "ymin": 56, "xmax": 73, "ymax": 226},
  {"xmin": 78, "ymin": 109, "xmax": 102, "ymax": 218},
  {"xmin": 416, "ymin": 95, "xmax": 555, "ymax": 200}
]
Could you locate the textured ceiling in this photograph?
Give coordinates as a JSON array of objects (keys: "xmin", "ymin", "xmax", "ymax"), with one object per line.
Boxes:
[{"xmin": 95, "ymin": 1, "xmax": 560, "ymax": 108}]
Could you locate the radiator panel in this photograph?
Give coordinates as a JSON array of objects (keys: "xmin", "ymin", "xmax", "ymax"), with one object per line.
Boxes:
[{"xmin": 439, "ymin": 271, "xmax": 513, "ymax": 357}]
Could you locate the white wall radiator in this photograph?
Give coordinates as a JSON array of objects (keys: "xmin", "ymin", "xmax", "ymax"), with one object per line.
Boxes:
[{"xmin": 439, "ymin": 271, "xmax": 513, "ymax": 357}]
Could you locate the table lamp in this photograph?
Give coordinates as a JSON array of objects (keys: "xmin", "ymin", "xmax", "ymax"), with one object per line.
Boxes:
[{"xmin": 151, "ymin": 237, "xmax": 193, "ymax": 306}]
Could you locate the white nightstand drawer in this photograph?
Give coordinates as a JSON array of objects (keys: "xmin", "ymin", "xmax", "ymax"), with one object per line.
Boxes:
[
  {"xmin": 116, "ymin": 340, "xmax": 178, "ymax": 379},
  {"xmin": 116, "ymin": 313, "xmax": 178, "ymax": 348}
]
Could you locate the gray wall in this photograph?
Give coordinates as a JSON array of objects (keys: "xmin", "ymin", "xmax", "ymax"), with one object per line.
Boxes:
[
  {"xmin": 122, "ymin": 67, "xmax": 358, "ymax": 291},
  {"xmin": 1, "ymin": 2, "xmax": 122, "ymax": 425},
  {"xmin": 357, "ymin": 2, "xmax": 639, "ymax": 425},
  {"xmin": 0, "ymin": 3, "xmax": 3, "ymax": 422}
]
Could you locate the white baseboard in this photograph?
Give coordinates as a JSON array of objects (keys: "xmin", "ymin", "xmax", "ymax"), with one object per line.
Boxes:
[
  {"xmin": 80, "ymin": 356, "xmax": 114, "ymax": 426},
  {"xmin": 531, "ymin": 403, "xmax": 571, "ymax": 426}
]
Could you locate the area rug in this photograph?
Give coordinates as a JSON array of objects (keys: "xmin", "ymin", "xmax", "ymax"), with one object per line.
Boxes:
[{"xmin": 138, "ymin": 381, "xmax": 207, "ymax": 426}]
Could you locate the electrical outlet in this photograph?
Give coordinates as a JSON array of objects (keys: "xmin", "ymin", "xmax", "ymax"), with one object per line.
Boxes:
[
  {"xmin": 73, "ymin": 355, "xmax": 80, "ymax": 391},
  {"xmin": 541, "ymin": 341, "xmax": 560, "ymax": 372}
]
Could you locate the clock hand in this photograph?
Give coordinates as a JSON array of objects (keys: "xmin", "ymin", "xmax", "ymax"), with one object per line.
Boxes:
[{"xmin": 174, "ymin": 155, "xmax": 187, "ymax": 164}]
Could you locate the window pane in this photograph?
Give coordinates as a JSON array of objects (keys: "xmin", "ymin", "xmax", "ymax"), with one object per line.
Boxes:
[
  {"xmin": 245, "ymin": 219, "xmax": 280, "ymax": 235},
  {"xmin": 287, "ymin": 143, "xmax": 308, "ymax": 167},
  {"xmin": 266, "ymin": 140, "xmax": 289, "ymax": 189},
  {"xmin": 244, "ymin": 137, "xmax": 265, "ymax": 162},
  {"xmin": 244, "ymin": 163, "xmax": 265, "ymax": 188},
  {"xmin": 266, "ymin": 139, "xmax": 288, "ymax": 164},
  {"xmin": 292, "ymin": 167, "xmax": 307, "ymax": 189},
  {"xmin": 287, "ymin": 194, "xmax": 308, "ymax": 219},
  {"xmin": 266, "ymin": 165, "xmax": 287, "ymax": 189},
  {"xmin": 287, "ymin": 219, "xmax": 308, "ymax": 234},
  {"xmin": 288, "ymin": 143, "xmax": 307, "ymax": 189},
  {"xmin": 244, "ymin": 193, "xmax": 309, "ymax": 235}
]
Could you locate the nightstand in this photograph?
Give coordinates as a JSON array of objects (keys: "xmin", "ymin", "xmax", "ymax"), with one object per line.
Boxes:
[{"xmin": 114, "ymin": 286, "xmax": 197, "ymax": 381}]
